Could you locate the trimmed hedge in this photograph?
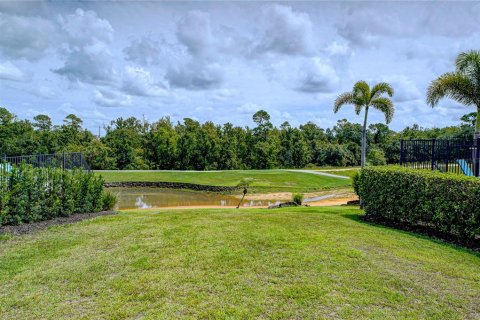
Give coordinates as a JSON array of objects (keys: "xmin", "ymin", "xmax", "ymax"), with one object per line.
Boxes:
[
  {"xmin": 0, "ymin": 164, "xmax": 115, "ymax": 226},
  {"xmin": 356, "ymin": 166, "xmax": 480, "ymax": 243}
]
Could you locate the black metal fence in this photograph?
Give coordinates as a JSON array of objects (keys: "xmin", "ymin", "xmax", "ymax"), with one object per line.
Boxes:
[
  {"xmin": 2, "ymin": 152, "xmax": 91, "ymax": 171},
  {"xmin": 400, "ymin": 139, "xmax": 480, "ymax": 177}
]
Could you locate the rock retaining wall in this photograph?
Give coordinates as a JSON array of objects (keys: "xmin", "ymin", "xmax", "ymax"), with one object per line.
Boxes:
[{"xmin": 104, "ymin": 181, "xmax": 239, "ymax": 193}]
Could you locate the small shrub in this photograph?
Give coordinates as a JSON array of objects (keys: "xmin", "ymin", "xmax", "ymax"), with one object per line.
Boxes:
[
  {"xmin": 367, "ymin": 148, "xmax": 387, "ymax": 166},
  {"xmin": 292, "ymin": 193, "xmax": 304, "ymax": 205},
  {"xmin": 356, "ymin": 166, "xmax": 480, "ymax": 243},
  {"xmin": 102, "ymin": 191, "xmax": 117, "ymax": 211},
  {"xmin": 305, "ymin": 163, "xmax": 317, "ymax": 169}
]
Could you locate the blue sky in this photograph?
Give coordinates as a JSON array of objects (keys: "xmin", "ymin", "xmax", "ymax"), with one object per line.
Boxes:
[{"xmin": 1, "ymin": 1, "xmax": 479, "ymax": 133}]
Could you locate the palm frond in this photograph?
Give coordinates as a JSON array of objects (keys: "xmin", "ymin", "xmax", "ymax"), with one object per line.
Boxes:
[
  {"xmin": 371, "ymin": 82, "xmax": 394, "ymax": 99},
  {"xmin": 426, "ymin": 72, "xmax": 477, "ymax": 107},
  {"xmin": 334, "ymin": 92, "xmax": 355, "ymax": 113},
  {"xmin": 354, "ymin": 103, "xmax": 363, "ymax": 115},
  {"xmin": 353, "ymin": 81, "xmax": 370, "ymax": 104},
  {"xmin": 456, "ymin": 50, "xmax": 480, "ymax": 72},
  {"xmin": 455, "ymin": 50, "xmax": 480, "ymax": 88},
  {"xmin": 371, "ymin": 97, "xmax": 394, "ymax": 124}
]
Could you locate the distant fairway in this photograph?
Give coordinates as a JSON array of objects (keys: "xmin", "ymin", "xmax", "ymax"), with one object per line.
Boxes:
[{"xmin": 97, "ymin": 169, "xmax": 351, "ymax": 193}]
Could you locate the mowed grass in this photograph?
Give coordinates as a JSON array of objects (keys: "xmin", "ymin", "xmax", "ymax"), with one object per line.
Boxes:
[
  {"xmin": 97, "ymin": 169, "xmax": 351, "ymax": 193},
  {"xmin": 0, "ymin": 207, "xmax": 479, "ymax": 319}
]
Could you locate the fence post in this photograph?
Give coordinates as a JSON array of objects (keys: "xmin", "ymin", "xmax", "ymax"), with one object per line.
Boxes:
[
  {"xmin": 475, "ymin": 138, "xmax": 480, "ymax": 177},
  {"xmin": 400, "ymin": 140, "xmax": 404, "ymax": 165},
  {"xmin": 431, "ymin": 139, "xmax": 436, "ymax": 171},
  {"xmin": 445, "ymin": 140, "xmax": 449, "ymax": 173},
  {"xmin": 62, "ymin": 152, "xmax": 66, "ymax": 170}
]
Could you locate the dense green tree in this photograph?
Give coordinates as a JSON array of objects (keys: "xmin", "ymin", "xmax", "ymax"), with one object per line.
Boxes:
[
  {"xmin": 144, "ymin": 117, "xmax": 178, "ymax": 169},
  {"xmin": 0, "ymin": 106, "xmax": 476, "ymax": 170},
  {"xmin": 278, "ymin": 122, "xmax": 311, "ymax": 168},
  {"xmin": 104, "ymin": 117, "xmax": 146, "ymax": 169}
]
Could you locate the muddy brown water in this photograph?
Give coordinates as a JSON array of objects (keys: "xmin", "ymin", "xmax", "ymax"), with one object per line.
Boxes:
[{"xmin": 111, "ymin": 188, "xmax": 281, "ymax": 210}]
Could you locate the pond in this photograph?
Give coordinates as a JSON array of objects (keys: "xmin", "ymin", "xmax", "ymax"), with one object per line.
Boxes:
[{"xmin": 111, "ymin": 188, "xmax": 281, "ymax": 210}]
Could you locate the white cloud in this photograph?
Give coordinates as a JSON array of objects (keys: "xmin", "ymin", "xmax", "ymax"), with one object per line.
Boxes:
[
  {"xmin": 93, "ymin": 89, "xmax": 132, "ymax": 107},
  {"xmin": 211, "ymin": 88, "xmax": 236, "ymax": 101},
  {"xmin": 166, "ymin": 61, "xmax": 224, "ymax": 90},
  {"xmin": 237, "ymin": 103, "xmax": 263, "ymax": 114},
  {"xmin": 54, "ymin": 40, "xmax": 116, "ymax": 84},
  {"xmin": 337, "ymin": 2, "xmax": 480, "ymax": 48},
  {"xmin": 176, "ymin": 10, "xmax": 214, "ymax": 57},
  {"xmin": 0, "ymin": 12, "xmax": 57, "ymax": 61},
  {"xmin": 296, "ymin": 57, "xmax": 339, "ymax": 93},
  {"xmin": 123, "ymin": 36, "xmax": 162, "ymax": 65},
  {"xmin": 268, "ymin": 57, "xmax": 339, "ymax": 93},
  {"xmin": 121, "ymin": 66, "xmax": 169, "ymax": 97},
  {"xmin": 326, "ymin": 41, "xmax": 351, "ymax": 56},
  {"xmin": 0, "ymin": 62, "xmax": 31, "ymax": 82},
  {"xmin": 253, "ymin": 4, "xmax": 314, "ymax": 56},
  {"xmin": 58, "ymin": 8, "xmax": 114, "ymax": 46},
  {"xmin": 54, "ymin": 9, "xmax": 116, "ymax": 84},
  {"xmin": 383, "ymin": 75, "xmax": 422, "ymax": 102}
]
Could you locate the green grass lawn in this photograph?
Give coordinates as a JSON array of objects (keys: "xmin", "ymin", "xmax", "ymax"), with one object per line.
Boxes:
[
  {"xmin": 97, "ymin": 169, "xmax": 351, "ymax": 193},
  {"xmin": 1, "ymin": 207, "xmax": 478, "ymax": 319}
]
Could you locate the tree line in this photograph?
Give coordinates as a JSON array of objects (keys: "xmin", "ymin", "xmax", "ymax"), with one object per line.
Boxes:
[{"xmin": 0, "ymin": 107, "xmax": 475, "ymax": 170}]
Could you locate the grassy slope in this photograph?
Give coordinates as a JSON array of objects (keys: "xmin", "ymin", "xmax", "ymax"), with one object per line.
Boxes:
[
  {"xmin": 0, "ymin": 207, "xmax": 478, "ymax": 319},
  {"xmin": 97, "ymin": 170, "xmax": 351, "ymax": 193}
]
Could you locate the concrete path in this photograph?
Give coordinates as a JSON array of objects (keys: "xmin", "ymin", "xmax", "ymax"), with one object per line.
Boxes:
[{"xmin": 287, "ymin": 169, "xmax": 351, "ymax": 179}]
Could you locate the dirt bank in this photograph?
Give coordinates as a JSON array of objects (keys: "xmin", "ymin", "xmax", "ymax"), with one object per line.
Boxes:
[{"xmin": 105, "ymin": 181, "xmax": 238, "ymax": 192}]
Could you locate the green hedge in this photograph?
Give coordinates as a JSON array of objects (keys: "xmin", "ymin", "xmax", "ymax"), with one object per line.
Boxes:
[
  {"xmin": 0, "ymin": 164, "xmax": 115, "ymax": 226},
  {"xmin": 356, "ymin": 166, "xmax": 480, "ymax": 242}
]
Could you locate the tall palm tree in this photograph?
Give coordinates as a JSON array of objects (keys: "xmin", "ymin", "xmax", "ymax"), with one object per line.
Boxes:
[
  {"xmin": 334, "ymin": 81, "xmax": 394, "ymax": 168},
  {"xmin": 427, "ymin": 50, "xmax": 480, "ymax": 139}
]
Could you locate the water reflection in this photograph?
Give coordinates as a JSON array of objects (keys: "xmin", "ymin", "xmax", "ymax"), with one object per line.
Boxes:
[{"xmin": 111, "ymin": 188, "xmax": 281, "ymax": 210}]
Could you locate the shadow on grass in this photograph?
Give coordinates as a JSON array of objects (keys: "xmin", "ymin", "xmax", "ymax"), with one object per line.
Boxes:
[{"xmin": 341, "ymin": 213, "xmax": 480, "ymax": 256}]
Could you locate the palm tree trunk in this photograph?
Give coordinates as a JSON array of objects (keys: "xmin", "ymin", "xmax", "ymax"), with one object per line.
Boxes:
[
  {"xmin": 236, "ymin": 193, "xmax": 246, "ymax": 208},
  {"xmin": 361, "ymin": 107, "xmax": 369, "ymax": 168}
]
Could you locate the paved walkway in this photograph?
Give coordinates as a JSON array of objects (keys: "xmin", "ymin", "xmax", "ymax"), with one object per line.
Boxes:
[{"xmin": 287, "ymin": 169, "xmax": 351, "ymax": 179}]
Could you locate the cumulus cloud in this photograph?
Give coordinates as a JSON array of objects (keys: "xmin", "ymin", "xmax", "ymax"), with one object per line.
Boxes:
[
  {"xmin": 237, "ymin": 103, "xmax": 263, "ymax": 114},
  {"xmin": 166, "ymin": 62, "xmax": 223, "ymax": 90},
  {"xmin": 93, "ymin": 89, "xmax": 132, "ymax": 107},
  {"xmin": 123, "ymin": 36, "xmax": 162, "ymax": 65},
  {"xmin": 54, "ymin": 9, "xmax": 116, "ymax": 84},
  {"xmin": 58, "ymin": 8, "xmax": 114, "ymax": 46},
  {"xmin": 268, "ymin": 57, "xmax": 339, "ymax": 93},
  {"xmin": 383, "ymin": 75, "xmax": 422, "ymax": 102},
  {"xmin": 54, "ymin": 40, "xmax": 116, "ymax": 84},
  {"xmin": 253, "ymin": 4, "xmax": 314, "ymax": 56},
  {"xmin": 0, "ymin": 12, "xmax": 57, "ymax": 61},
  {"xmin": 176, "ymin": 10, "xmax": 214, "ymax": 57},
  {"xmin": 295, "ymin": 58, "xmax": 339, "ymax": 93},
  {"xmin": 0, "ymin": 62, "xmax": 31, "ymax": 82},
  {"xmin": 338, "ymin": 2, "xmax": 480, "ymax": 48},
  {"xmin": 121, "ymin": 66, "xmax": 168, "ymax": 97},
  {"xmin": 326, "ymin": 41, "xmax": 351, "ymax": 56}
]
